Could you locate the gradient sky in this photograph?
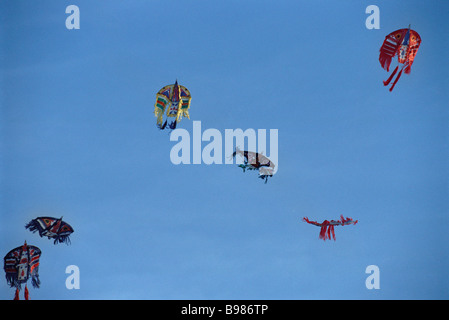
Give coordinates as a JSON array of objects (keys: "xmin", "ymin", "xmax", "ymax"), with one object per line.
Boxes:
[{"xmin": 1, "ymin": 0, "xmax": 448, "ymax": 300}]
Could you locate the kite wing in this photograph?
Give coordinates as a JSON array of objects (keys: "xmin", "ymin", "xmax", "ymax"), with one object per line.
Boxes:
[
  {"xmin": 379, "ymin": 28, "xmax": 408, "ymax": 72},
  {"xmin": 404, "ymin": 30, "xmax": 421, "ymax": 74},
  {"xmin": 25, "ymin": 216, "xmax": 74, "ymax": 245}
]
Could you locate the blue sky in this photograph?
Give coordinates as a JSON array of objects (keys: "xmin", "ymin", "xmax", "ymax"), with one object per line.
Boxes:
[{"xmin": 1, "ymin": 0, "xmax": 448, "ymax": 299}]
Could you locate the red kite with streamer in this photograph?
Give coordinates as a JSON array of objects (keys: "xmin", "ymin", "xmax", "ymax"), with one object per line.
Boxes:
[
  {"xmin": 303, "ymin": 215, "xmax": 358, "ymax": 241},
  {"xmin": 379, "ymin": 26, "xmax": 421, "ymax": 91}
]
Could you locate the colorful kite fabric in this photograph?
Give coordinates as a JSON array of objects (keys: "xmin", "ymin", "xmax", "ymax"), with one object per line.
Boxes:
[
  {"xmin": 25, "ymin": 216, "xmax": 74, "ymax": 245},
  {"xmin": 303, "ymin": 215, "xmax": 358, "ymax": 241},
  {"xmin": 3, "ymin": 241, "xmax": 41, "ymax": 300},
  {"xmin": 154, "ymin": 80, "xmax": 191, "ymax": 130},
  {"xmin": 231, "ymin": 147, "xmax": 275, "ymax": 183},
  {"xmin": 379, "ymin": 26, "xmax": 421, "ymax": 91}
]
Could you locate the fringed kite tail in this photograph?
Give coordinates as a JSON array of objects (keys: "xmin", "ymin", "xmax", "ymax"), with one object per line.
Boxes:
[
  {"xmin": 389, "ymin": 68, "xmax": 403, "ymax": 92},
  {"xmin": 383, "ymin": 66, "xmax": 398, "ymax": 86},
  {"xmin": 379, "ymin": 49, "xmax": 394, "ymax": 72},
  {"xmin": 404, "ymin": 63, "xmax": 412, "ymax": 75},
  {"xmin": 154, "ymin": 109, "xmax": 165, "ymax": 128},
  {"xmin": 158, "ymin": 119, "xmax": 167, "ymax": 130},
  {"xmin": 24, "ymin": 285, "xmax": 29, "ymax": 300},
  {"xmin": 379, "ymin": 56, "xmax": 391, "ymax": 72},
  {"xmin": 328, "ymin": 225, "xmax": 335, "ymax": 240},
  {"xmin": 182, "ymin": 109, "xmax": 190, "ymax": 120},
  {"xmin": 14, "ymin": 288, "xmax": 20, "ymax": 300},
  {"xmin": 258, "ymin": 174, "xmax": 271, "ymax": 184},
  {"xmin": 317, "ymin": 222, "xmax": 336, "ymax": 241},
  {"xmin": 318, "ymin": 225, "xmax": 326, "ymax": 240},
  {"xmin": 319, "ymin": 223, "xmax": 329, "ymax": 240},
  {"xmin": 5, "ymin": 274, "xmax": 21, "ymax": 289},
  {"xmin": 55, "ymin": 234, "xmax": 72, "ymax": 245},
  {"xmin": 31, "ymin": 274, "xmax": 41, "ymax": 288},
  {"xmin": 25, "ymin": 220, "xmax": 39, "ymax": 234},
  {"xmin": 168, "ymin": 120, "xmax": 177, "ymax": 130}
]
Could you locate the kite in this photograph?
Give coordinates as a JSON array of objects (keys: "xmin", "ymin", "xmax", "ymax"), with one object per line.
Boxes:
[
  {"xmin": 154, "ymin": 80, "xmax": 191, "ymax": 130},
  {"xmin": 231, "ymin": 147, "xmax": 275, "ymax": 183},
  {"xmin": 379, "ymin": 25, "xmax": 421, "ymax": 91},
  {"xmin": 3, "ymin": 241, "xmax": 41, "ymax": 300},
  {"xmin": 303, "ymin": 215, "xmax": 358, "ymax": 241},
  {"xmin": 25, "ymin": 216, "xmax": 74, "ymax": 245}
]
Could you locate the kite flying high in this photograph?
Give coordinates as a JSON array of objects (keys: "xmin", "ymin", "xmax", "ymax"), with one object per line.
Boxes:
[
  {"xmin": 231, "ymin": 147, "xmax": 275, "ymax": 183},
  {"xmin": 379, "ymin": 25, "xmax": 421, "ymax": 91},
  {"xmin": 154, "ymin": 80, "xmax": 191, "ymax": 130},
  {"xmin": 25, "ymin": 216, "xmax": 74, "ymax": 245},
  {"xmin": 303, "ymin": 215, "xmax": 358, "ymax": 241},
  {"xmin": 3, "ymin": 241, "xmax": 41, "ymax": 300}
]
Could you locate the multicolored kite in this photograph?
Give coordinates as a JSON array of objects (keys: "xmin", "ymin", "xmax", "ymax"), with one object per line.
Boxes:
[
  {"xmin": 3, "ymin": 241, "xmax": 41, "ymax": 300},
  {"xmin": 154, "ymin": 80, "xmax": 191, "ymax": 130},
  {"xmin": 25, "ymin": 216, "xmax": 74, "ymax": 245},
  {"xmin": 303, "ymin": 215, "xmax": 358, "ymax": 241},
  {"xmin": 379, "ymin": 25, "xmax": 421, "ymax": 91},
  {"xmin": 231, "ymin": 147, "xmax": 275, "ymax": 183}
]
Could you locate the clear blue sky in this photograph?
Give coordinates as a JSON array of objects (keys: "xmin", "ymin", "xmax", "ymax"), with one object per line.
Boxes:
[{"xmin": 1, "ymin": 0, "xmax": 448, "ymax": 299}]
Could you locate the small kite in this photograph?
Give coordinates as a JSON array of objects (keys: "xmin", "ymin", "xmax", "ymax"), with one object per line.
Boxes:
[
  {"xmin": 303, "ymin": 215, "xmax": 358, "ymax": 241},
  {"xmin": 3, "ymin": 241, "xmax": 41, "ymax": 300},
  {"xmin": 154, "ymin": 80, "xmax": 191, "ymax": 130},
  {"xmin": 25, "ymin": 216, "xmax": 74, "ymax": 245},
  {"xmin": 379, "ymin": 25, "xmax": 421, "ymax": 91},
  {"xmin": 231, "ymin": 147, "xmax": 275, "ymax": 183}
]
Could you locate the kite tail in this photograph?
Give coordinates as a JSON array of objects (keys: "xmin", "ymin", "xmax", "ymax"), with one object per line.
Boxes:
[
  {"xmin": 319, "ymin": 222, "xmax": 336, "ymax": 241},
  {"xmin": 404, "ymin": 63, "xmax": 412, "ymax": 75},
  {"xmin": 258, "ymin": 174, "xmax": 270, "ymax": 184},
  {"xmin": 181, "ymin": 109, "xmax": 190, "ymax": 120},
  {"xmin": 55, "ymin": 234, "xmax": 71, "ymax": 245},
  {"xmin": 158, "ymin": 119, "xmax": 168, "ymax": 130},
  {"xmin": 330, "ymin": 225, "xmax": 336, "ymax": 240},
  {"xmin": 24, "ymin": 285, "xmax": 29, "ymax": 300},
  {"xmin": 25, "ymin": 220, "xmax": 39, "ymax": 234},
  {"xmin": 5, "ymin": 273, "xmax": 20, "ymax": 289},
  {"xmin": 168, "ymin": 119, "xmax": 177, "ymax": 130},
  {"xmin": 14, "ymin": 288, "xmax": 20, "ymax": 300},
  {"xmin": 319, "ymin": 224, "xmax": 328, "ymax": 240},
  {"xmin": 379, "ymin": 52, "xmax": 392, "ymax": 72},
  {"xmin": 383, "ymin": 66, "xmax": 398, "ymax": 86},
  {"xmin": 31, "ymin": 274, "xmax": 40, "ymax": 288},
  {"xmin": 154, "ymin": 104, "xmax": 165, "ymax": 129},
  {"xmin": 389, "ymin": 68, "xmax": 403, "ymax": 92}
]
